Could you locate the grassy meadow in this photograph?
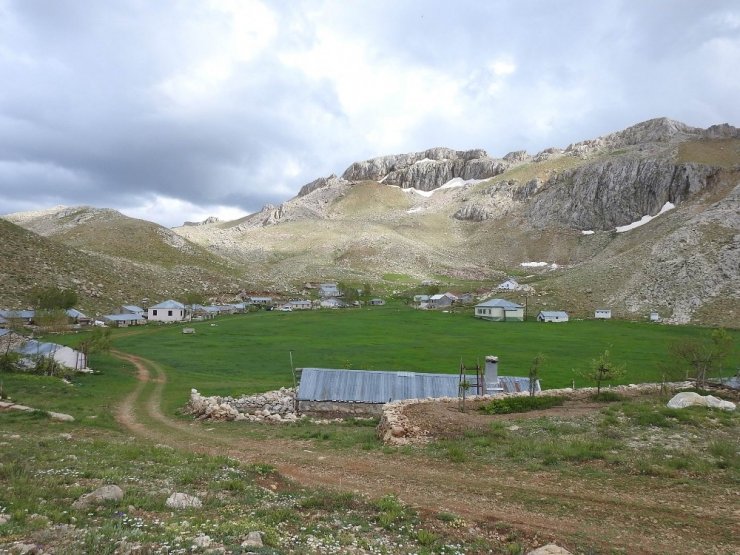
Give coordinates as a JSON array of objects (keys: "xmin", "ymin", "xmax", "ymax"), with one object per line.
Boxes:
[{"xmin": 28, "ymin": 302, "xmax": 736, "ymax": 417}]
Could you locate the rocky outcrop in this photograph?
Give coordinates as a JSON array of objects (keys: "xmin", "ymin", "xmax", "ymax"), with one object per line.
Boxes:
[
  {"xmin": 166, "ymin": 492, "xmax": 202, "ymax": 509},
  {"xmin": 182, "ymin": 216, "xmax": 220, "ymax": 226},
  {"xmin": 527, "ymin": 159, "xmax": 718, "ymax": 230},
  {"xmin": 72, "ymin": 485, "xmax": 124, "ymax": 509},
  {"xmin": 667, "ymin": 391, "xmax": 735, "ymax": 411},
  {"xmin": 298, "ymin": 174, "xmax": 349, "ymax": 197},
  {"xmin": 342, "ymin": 148, "xmax": 508, "ymax": 191},
  {"xmin": 453, "ymin": 204, "xmax": 491, "ymax": 222}
]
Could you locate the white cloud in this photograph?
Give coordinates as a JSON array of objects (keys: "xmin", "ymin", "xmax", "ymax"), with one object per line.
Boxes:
[{"xmin": 121, "ymin": 195, "xmax": 249, "ymax": 228}]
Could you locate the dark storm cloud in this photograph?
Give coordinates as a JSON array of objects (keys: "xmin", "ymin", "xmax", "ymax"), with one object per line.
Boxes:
[{"xmin": 0, "ymin": 0, "xmax": 738, "ymax": 226}]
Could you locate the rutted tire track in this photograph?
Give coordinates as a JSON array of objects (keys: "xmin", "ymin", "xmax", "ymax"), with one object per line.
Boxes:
[{"xmin": 111, "ymin": 350, "xmax": 737, "ymax": 555}]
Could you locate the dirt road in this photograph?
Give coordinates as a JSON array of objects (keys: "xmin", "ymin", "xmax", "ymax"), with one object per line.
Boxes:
[{"xmin": 112, "ymin": 350, "xmax": 737, "ymax": 554}]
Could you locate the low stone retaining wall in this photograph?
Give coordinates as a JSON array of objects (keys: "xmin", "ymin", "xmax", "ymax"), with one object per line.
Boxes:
[
  {"xmin": 186, "ymin": 388, "xmax": 299, "ymax": 423},
  {"xmin": 376, "ymin": 382, "xmax": 694, "ymax": 445}
]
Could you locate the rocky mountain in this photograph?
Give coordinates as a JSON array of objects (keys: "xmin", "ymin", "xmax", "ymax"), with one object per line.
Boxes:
[
  {"xmin": 173, "ymin": 118, "xmax": 739, "ymax": 326},
  {"xmin": 4, "ymin": 118, "xmax": 738, "ymax": 326}
]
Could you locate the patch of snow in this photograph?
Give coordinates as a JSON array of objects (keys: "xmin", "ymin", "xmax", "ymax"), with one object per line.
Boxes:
[
  {"xmin": 581, "ymin": 230, "xmax": 595, "ymax": 235},
  {"xmin": 521, "ymin": 261, "xmax": 549, "ymax": 267},
  {"xmin": 439, "ymin": 177, "xmax": 485, "ymax": 190},
  {"xmin": 403, "ymin": 187, "xmax": 435, "ymax": 198},
  {"xmin": 406, "ymin": 206, "xmax": 424, "ymax": 214},
  {"xmin": 615, "ymin": 202, "xmax": 675, "ymax": 233},
  {"xmin": 379, "ymin": 174, "xmax": 389, "ymax": 183},
  {"xmin": 413, "ymin": 158, "xmax": 435, "ymax": 164}
]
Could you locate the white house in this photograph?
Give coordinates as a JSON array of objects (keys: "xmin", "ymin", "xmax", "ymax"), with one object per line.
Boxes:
[
  {"xmin": 319, "ymin": 283, "xmax": 341, "ymax": 297},
  {"xmin": 249, "ymin": 296, "xmax": 273, "ymax": 306},
  {"xmin": 320, "ymin": 298, "xmax": 345, "ymax": 309},
  {"xmin": 148, "ymin": 300, "xmax": 189, "ymax": 323},
  {"xmin": 537, "ymin": 311, "xmax": 569, "ymax": 323},
  {"xmin": 595, "ymin": 309, "xmax": 612, "ymax": 319},
  {"xmin": 289, "ymin": 300, "xmax": 312, "ymax": 310},
  {"xmin": 474, "ymin": 299, "xmax": 524, "ymax": 321},
  {"xmin": 498, "ymin": 278, "xmax": 519, "ymax": 290},
  {"xmin": 369, "ymin": 298, "xmax": 385, "ymax": 306},
  {"xmin": 650, "ymin": 312, "xmax": 661, "ymax": 322}
]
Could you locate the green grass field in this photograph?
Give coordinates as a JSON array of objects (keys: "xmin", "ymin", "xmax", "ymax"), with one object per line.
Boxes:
[{"xmin": 35, "ymin": 303, "xmax": 735, "ymax": 416}]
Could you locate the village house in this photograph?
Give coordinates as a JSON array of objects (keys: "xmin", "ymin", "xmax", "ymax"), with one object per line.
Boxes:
[
  {"xmin": 428, "ymin": 292, "xmax": 457, "ymax": 309},
  {"xmin": 320, "ymin": 298, "xmax": 345, "ymax": 309},
  {"xmin": 456, "ymin": 292, "xmax": 475, "ymax": 304},
  {"xmin": 288, "ymin": 300, "xmax": 312, "ymax": 310},
  {"xmin": 318, "ymin": 283, "xmax": 341, "ymax": 298},
  {"xmin": 66, "ymin": 308, "xmax": 92, "ymax": 326},
  {"xmin": 650, "ymin": 311, "xmax": 661, "ymax": 322},
  {"xmin": 249, "ymin": 296, "xmax": 273, "ymax": 306},
  {"xmin": 412, "ymin": 294, "xmax": 430, "ymax": 305},
  {"xmin": 595, "ymin": 309, "xmax": 612, "ymax": 319},
  {"xmin": 147, "ymin": 300, "xmax": 189, "ymax": 323},
  {"xmin": 537, "ymin": 310, "xmax": 569, "ymax": 323},
  {"xmin": 15, "ymin": 338, "xmax": 89, "ymax": 372},
  {"xmin": 103, "ymin": 313, "xmax": 147, "ymax": 327},
  {"xmin": 369, "ymin": 298, "xmax": 386, "ymax": 306},
  {"xmin": 497, "ymin": 278, "xmax": 519, "ymax": 290},
  {"xmin": 295, "ymin": 355, "xmax": 538, "ymax": 416},
  {"xmin": 474, "ymin": 299, "xmax": 524, "ymax": 321},
  {"xmin": 121, "ymin": 305, "xmax": 145, "ymax": 317},
  {"xmin": 0, "ymin": 309, "xmax": 35, "ymax": 325}
]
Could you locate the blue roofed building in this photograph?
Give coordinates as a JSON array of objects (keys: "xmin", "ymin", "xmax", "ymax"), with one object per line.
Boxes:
[{"xmin": 474, "ymin": 299, "xmax": 524, "ymax": 321}]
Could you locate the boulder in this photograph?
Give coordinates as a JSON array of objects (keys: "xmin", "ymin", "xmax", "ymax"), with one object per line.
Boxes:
[
  {"xmin": 241, "ymin": 531, "xmax": 264, "ymax": 548},
  {"xmin": 72, "ymin": 485, "xmax": 124, "ymax": 509},
  {"xmin": 667, "ymin": 392, "xmax": 735, "ymax": 411},
  {"xmin": 48, "ymin": 411, "xmax": 75, "ymax": 422},
  {"xmin": 165, "ymin": 492, "xmax": 202, "ymax": 509}
]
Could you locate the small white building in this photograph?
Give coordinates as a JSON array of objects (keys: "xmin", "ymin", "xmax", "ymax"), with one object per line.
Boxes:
[
  {"xmin": 289, "ymin": 300, "xmax": 312, "ymax": 310},
  {"xmin": 103, "ymin": 313, "xmax": 147, "ymax": 327},
  {"xmin": 595, "ymin": 309, "xmax": 612, "ymax": 319},
  {"xmin": 148, "ymin": 300, "xmax": 189, "ymax": 323},
  {"xmin": 498, "ymin": 278, "xmax": 519, "ymax": 290},
  {"xmin": 428, "ymin": 293, "xmax": 456, "ymax": 309},
  {"xmin": 650, "ymin": 311, "xmax": 661, "ymax": 322},
  {"xmin": 319, "ymin": 283, "xmax": 341, "ymax": 298},
  {"xmin": 537, "ymin": 311, "xmax": 569, "ymax": 323},
  {"xmin": 369, "ymin": 298, "xmax": 385, "ymax": 306},
  {"xmin": 121, "ymin": 305, "xmax": 145, "ymax": 317},
  {"xmin": 249, "ymin": 296, "xmax": 273, "ymax": 306},
  {"xmin": 474, "ymin": 299, "xmax": 524, "ymax": 321},
  {"xmin": 320, "ymin": 298, "xmax": 344, "ymax": 309}
]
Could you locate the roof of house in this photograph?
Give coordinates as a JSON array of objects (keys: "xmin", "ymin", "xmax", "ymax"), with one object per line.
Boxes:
[
  {"xmin": 0, "ymin": 315, "xmax": 7, "ymax": 324},
  {"xmin": 250, "ymin": 296, "xmax": 272, "ymax": 301},
  {"xmin": 149, "ymin": 300, "xmax": 185, "ymax": 310},
  {"xmin": 0, "ymin": 328, "xmax": 10, "ymax": 337},
  {"xmin": 539, "ymin": 311, "xmax": 568, "ymax": 318},
  {"xmin": 122, "ymin": 305, "xmax": 144, "ymax": 312},
  {"xmin": 16, "ymin": 339, "xmax": 62, "ymax": 356},
  {"xmin": 297, "ymin": 368, "xmax": 473, "ymax": 403},
  {"xmin": 103, "ymin": 313, "xmax": 147, "ymax": 322},
  {"xmin": 66, "ymin": 308, "xmax": 88, "ymax": 319},
  {"xmin": 0, "ymin": 309, "xmax": 35, "ymax": 319},
  {"xmin": 413, "ymin": 295, "xmax": 430, "ymax": 301},
  {"xmin": 475, "ymin": 298, "xmax": 523, "ymax": 309},
  {"xmin": 289, "ymin": 300, "xmax": 311, "ymax": 304}
]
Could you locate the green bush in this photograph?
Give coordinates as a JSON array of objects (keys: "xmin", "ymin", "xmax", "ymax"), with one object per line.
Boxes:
[{"xmin": 479, "ymin": 395, "xmax": 564, "ymax": 415}]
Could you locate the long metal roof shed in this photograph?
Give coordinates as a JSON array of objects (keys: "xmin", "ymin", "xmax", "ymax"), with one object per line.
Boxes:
[{"xmin": 296, "ymin": 367, "xmax": 473, "ymax": 404}]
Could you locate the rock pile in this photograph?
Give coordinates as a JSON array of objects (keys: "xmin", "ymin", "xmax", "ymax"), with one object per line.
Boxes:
[{"xmin": 186, "ymin": 388, "xmax": 300, "ymax": 423}]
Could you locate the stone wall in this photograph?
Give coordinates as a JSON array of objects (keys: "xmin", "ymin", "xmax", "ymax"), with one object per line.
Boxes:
[
  {"xmin": 376, "ymin": 382, "xmax": 694, "ymax": 445},
  {"xmin": 186, "ymin": 388, "xmax": 299, "ymax": 423}
]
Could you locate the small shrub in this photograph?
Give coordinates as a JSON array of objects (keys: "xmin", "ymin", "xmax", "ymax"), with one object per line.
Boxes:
[
  {"xmin": 416, "ymin": 528, "xmax": 439, "ymax": 546},
  {"xmin": 436, "ymin": 511, "xmax": 458, "ymax": 522},
  {"xmin": 590, "ymin": 391, "xmax": 623, "ymax": 402},
  {"xmin": 445, "ymin": 445, "xmax": 468, "ymax": 463},
  {"xmin": 480, "ymin": 395, "xmax": 564, "ymax": 415}
]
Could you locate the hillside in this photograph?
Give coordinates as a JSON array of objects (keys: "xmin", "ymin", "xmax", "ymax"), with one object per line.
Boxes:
[
  {"xmin": 0, "ymin": 218, "xmax": 241, "ymax": 315},
  {"xmin": 174, "ymin": 118, "xmax": 740, "ymax": 326}
]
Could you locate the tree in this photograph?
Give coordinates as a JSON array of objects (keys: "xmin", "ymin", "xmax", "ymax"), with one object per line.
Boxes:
[
  {"xmin": 337, "ymin": 282, "xmax": 359, "ymax": 304},
  {"xmin": 184, "ymin": 291, "xmax": 206, "ymax": 306},
  {"xmin": 580, "ymin": 349, "xmax": 625, "ymax": 395},
  {"xmin": 426, "ymin": 284, "xmax": 440, "ymax": 296},
  {"xmin": 670, "ymin": 328, "xmax": 734, "ymax": 387},
  {"xmin": 29, "ymin": 287, "xmax": 78, "ymax": 310},
  {"xmin": 361, "ymin": 283, "xmax": 373, "ymax": 304},
  {"xmin": 528, "ymin": 354, "xmax": 544, "ymax": 397},
  {"xmin": 34, "ymin": 309, "xmax": 69, "ymax": 333}
]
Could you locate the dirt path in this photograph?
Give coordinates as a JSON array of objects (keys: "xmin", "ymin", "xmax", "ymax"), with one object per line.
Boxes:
[{"xmin": 111, "ymin": 350, "xmax": 737, "ymax": 554}]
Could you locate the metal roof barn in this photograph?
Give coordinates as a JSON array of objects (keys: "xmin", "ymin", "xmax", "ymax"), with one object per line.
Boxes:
[{"xmin": 297, "ymin": 368, "xmax": 475, "ymax": 404}]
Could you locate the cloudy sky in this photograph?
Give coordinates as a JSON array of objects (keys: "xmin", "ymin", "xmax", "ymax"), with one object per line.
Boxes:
[{"xmin": 1, "ymin": 0, "xmax": 738, "ymax": 227}]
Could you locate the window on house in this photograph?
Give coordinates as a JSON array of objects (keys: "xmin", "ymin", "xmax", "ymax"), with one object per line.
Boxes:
[
  {"xmin": 152, "ymin": 310, "xmax": 157, "ymax": 316},
  {"xmin": 168, "ymin": 310, "xmax": 173, "ymax": 316}
]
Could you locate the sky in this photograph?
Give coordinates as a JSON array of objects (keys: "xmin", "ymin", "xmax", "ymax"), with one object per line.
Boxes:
[{"xmin": 0, "ymin": 0, "xmax": 738, "ymax": 228}]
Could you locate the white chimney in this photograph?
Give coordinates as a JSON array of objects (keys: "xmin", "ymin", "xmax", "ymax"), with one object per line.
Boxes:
[{"xmin": 485, "ymin": 355, "xmax": 502, "ymax": 394}]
